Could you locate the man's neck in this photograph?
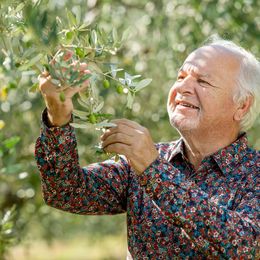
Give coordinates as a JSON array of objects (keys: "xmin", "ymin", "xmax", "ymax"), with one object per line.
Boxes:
[{"xmin": 180, "ymin": 129, "xmax": 240, "ymax": 171}]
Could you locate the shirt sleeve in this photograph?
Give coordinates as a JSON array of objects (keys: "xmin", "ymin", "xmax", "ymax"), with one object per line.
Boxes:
[
  {"xmin": 35, "ymin": 111, "xmax": 130, "ymax": 215},
  {"xmin": 138, "ymin": 157, "xmax": 259, "ymax": 258}
]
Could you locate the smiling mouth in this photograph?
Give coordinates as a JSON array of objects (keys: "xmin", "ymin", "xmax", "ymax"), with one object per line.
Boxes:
[{"xmin": 176, "ymin": 102, "xmax": 199, "ymax": 110}]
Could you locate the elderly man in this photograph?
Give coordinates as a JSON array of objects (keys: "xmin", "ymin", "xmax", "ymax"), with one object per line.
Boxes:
[{"xmin": 36, "ymin": 37, "xmax": 259, "ymax": 259}]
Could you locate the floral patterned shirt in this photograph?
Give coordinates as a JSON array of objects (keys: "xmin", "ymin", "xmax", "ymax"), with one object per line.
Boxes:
[{"xmin": 35, "ymin": 113, "xmax": 259, "ymax": 259}]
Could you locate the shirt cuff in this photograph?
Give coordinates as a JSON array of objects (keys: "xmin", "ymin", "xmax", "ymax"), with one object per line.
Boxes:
[{"xmin": 41, "ymin": 108, "xmax": 75, "ymax": 146}]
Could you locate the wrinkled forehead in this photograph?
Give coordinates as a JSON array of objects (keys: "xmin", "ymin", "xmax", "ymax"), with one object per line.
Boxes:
[
  {"xmin": 181, "ymin": 45, "xmax": 241, "ymax": 80},
  {"xmin": 184, "ymin": 45, "xmax": 241, "ymax": 68}
]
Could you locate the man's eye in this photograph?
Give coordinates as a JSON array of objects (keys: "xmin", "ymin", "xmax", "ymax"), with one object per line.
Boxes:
[
  {"xmin": 197, "ymin": 79, "xmax": 210, "ymax": 86},
  {"xmin": 177, "ymin": 76, "xmax": 184, "ymax": 81}
]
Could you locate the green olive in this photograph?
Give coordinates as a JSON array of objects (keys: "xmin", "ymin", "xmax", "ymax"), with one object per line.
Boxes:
[
  {"xmin": 66, "ymin": 31, "xmax": 74, "ymax": 41},
  {"xmin": 103, "ymin": 79, "xmax": 110, "ymax": 88},
  {"xmin": 89, "ymin": 114, "xmax": 97, "ymax": 124},
  {"xmin": 59, "ymin": 92, "xmax": 66, "ymax": 102},
  {"xmin": 75, "ymin": 47, "xmax": 85, "ymax": 58},
  {"xmin": 116, "ymin": 85, "xmax": 124, "ymax": 94}
]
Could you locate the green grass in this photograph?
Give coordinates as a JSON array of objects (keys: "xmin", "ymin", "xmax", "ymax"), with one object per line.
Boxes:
[{"xmin": 7, "ymin": 234, "xmax": 127, "ymax": 260}]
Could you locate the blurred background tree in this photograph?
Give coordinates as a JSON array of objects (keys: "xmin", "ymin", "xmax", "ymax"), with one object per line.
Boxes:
[{"xmin": 0, "ymin": 0, "xmax": 259, "ymax": 259}]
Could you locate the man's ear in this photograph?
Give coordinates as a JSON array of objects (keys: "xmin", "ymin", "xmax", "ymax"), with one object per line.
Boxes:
[{"xmin": 233, "ymin": 95, "xmax": 253, "ymax": 121}]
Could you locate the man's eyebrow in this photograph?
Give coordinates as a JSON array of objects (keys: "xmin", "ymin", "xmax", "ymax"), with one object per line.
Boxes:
[
  {"xmin": 177, "ymin": 68, "xmax": 220, "ymax": 88},
  {"xmin": 178, "ymin": 68, "xmax": 211, "ymax": 78},
  {"xmin": 178, "ymin": 67, "xmax": 213, "ymax": 80},
  {"xmin": 198, "ymin": 73, "xmax": 212, "ymax": 79}
]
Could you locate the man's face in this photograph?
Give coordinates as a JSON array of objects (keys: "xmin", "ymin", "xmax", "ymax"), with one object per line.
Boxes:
[{"xmin": 167, "ymin": 45, "xmax": 241, "ymax": 134}]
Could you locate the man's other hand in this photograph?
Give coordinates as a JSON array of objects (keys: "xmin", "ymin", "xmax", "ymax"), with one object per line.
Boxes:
[{"xmin": 101, "ymin": 119, "xmax": 159, "ymax": 174}]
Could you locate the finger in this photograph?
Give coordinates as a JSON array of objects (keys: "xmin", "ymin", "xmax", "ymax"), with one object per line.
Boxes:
[
  {"xmin": 38, "ymin": 72, "xmax": 50, "ymax": 81},
  {"xmin": 104, "ymin": 143, "xmax": 131, "ymax": 156},
  {"xmin": 38, "ymin": 74, "xmax": 54, "ymax": 92},
  {"xmin": 100, "ymin": 124, "xmax": 133, "ymax": 141},
  {"xmin": 111, "ymin": 118, "xmax": 144, "ymax": 131},
  {"xmin": 63, "ymin": 50, "xmax": 73, "ymax": 61},
  {"xmin": 81, "ymin": 79, "xmax": 90, "ymax": 88},
  {"xmin": 80, "ymin": 69, "xmax": 91, "ymax": 77},
  {"xmin": 102, "ymin": 132, "xmax": 133, "ymax": 148},
  {"xmin": 79, "ymin": 84, "xmax": 89, "ymax": 92},
  {"xmin": 66, "ymin": 81, "xmax": 89, "ymax": 97},
  {"xmin": 63, "ymin": 87, "xmax": 82, "ymax": 98},
  {"xmin": 41, "ymin": 70, "xmax": 50, "ymax": 77},
  {"xmin": 70, "ymin": 60, "xmax": 83, "ymax": 71},
  {"xmin": 79, "ymin": 63, "xmax": 88, "ymax": 71}
]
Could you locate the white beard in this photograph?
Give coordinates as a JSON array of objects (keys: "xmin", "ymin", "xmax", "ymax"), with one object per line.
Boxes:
[{"xmin": 167, "ymin": 106, "xmax": 200, "ymax": 131}]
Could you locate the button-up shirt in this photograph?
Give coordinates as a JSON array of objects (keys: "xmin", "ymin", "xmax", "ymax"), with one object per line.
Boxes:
[{"xmin": 35, "ymin": 116, "xmax": 259, "ymax": 259}]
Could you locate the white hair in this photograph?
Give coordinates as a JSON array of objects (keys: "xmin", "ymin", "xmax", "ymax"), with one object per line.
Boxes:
[{"xmin": 204, "ymin": 35, "xmax": 260, "ymax": 131}]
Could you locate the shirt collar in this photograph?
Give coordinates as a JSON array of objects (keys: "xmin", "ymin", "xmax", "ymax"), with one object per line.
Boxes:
[
  {"xmin": 168, "ymin": 133, "xmax": 249, "ymax": 175},
  {"xmin": 212, "ymin": 132, "xmax": 249, "ymax": 175},
  {"xmin": 168, "ymin": 138, "xmax": 186, "ymax": 162}
]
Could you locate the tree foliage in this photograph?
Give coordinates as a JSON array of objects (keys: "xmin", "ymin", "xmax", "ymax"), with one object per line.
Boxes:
[{"xmin": 0, "ymin": 0, "xmax": 259, "ymax": 258}]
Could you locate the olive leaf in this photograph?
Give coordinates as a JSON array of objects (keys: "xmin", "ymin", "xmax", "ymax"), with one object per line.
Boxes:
[
  {"xmin": 126, "ymin": 91, "xmax": 135, "ymax": 109},
  {"xmin": 133, "ymin": 78, "xmax": 152, "ymax": 92},
  {"xmin": 72, "ymin": 109, "xmax": 89, "ymax": 119},
  {"xmin": 90, "ymin": 30, "xmax": 98, "ymax": 47},
  {"xmin": 70, "ymin": 122, "xmax": 89, "ymax": 128},
  {"xmin": 93, "ymin": 101, "xmax": 104, "ymax": 113},
  {"xmin": 95, "ymin": 120, "xmax": 117, "ymax": 129}
]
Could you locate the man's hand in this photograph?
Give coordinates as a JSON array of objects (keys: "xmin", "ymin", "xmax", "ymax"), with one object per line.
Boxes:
[
  {"xmin": 100, "ymin": 119, "xmax": 159, "ymax": 174},
  {"xmin": 38, "ymin": 62, "xmax": 89, "ymax": 127}
]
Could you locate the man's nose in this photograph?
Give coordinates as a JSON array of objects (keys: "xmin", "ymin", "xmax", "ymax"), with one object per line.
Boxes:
[{"xmin": 174, "ymin": 76, "xmax": 195, "ymax": 95}]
